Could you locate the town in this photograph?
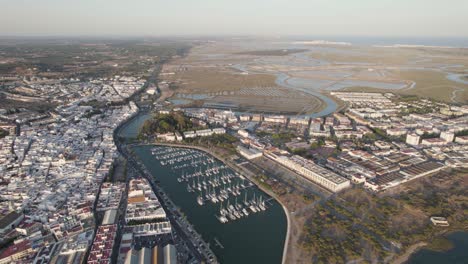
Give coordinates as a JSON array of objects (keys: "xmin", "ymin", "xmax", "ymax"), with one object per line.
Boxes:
[
  {"xmin": 0, "ymin": 41, "xmax": 467, "ymax": 264},
  {"xmin": 150, "ymin": 92, "xmax": 466, "ymax": 194},
  {"xmin": 0, "ymin": 40, "xmax": 210, "ymax": 263},
  {"xmin": 2, "ymin": 1, "xmax": 468, "ymax": 263}
]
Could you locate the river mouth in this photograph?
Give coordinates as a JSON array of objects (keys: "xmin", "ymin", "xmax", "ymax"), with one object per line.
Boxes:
[{"xmin": 131, "ymin": 145, "xmax": 287, "ymax": 264}]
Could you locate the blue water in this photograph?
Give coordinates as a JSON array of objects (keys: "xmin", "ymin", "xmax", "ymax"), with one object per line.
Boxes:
[
  {"xmin": 132, "ymin": 146, "xmax": 287, "ymax": 264},
  {"xmin": 446, "ymin": 74, "xmax": 468, "ymax": 85},
  {"xmin": 408, "ymin": 232, "xmax": 468, "ymax": 264},
  {"xmin": 275, "ymin": 73, "xmax": 338, "ymax": 118},
  {"xmin": 119, "ymin": 113, "xmax": 288, "ymax": 264},
  {"xmin": 118, "ymin": 112, "xmax": 152, "ymax": 138}
]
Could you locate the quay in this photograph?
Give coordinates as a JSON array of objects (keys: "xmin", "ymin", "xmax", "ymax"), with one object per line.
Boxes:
[{"xmin": 114, "ymin": 116, "xmax": 218, "ymax": 263}]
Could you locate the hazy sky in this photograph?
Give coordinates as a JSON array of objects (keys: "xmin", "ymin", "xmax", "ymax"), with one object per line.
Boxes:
[{"xmin": 1, "ymin": 0, "xmax": 467, "ymax": 37}]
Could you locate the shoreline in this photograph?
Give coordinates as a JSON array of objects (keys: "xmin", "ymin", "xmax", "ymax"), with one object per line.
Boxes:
[
  {"xmin": 394, "ymin": 230, "xmax": 468, "ymax": 264},
  {"xmin": 133, "ymin": 142, "xmax": 291, "ymax": 264},
  {"xmin": 392, "ymin": 242, "xmax": 427, "ymax": 264}
]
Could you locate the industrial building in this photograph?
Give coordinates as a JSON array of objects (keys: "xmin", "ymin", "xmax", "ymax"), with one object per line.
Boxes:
[
  {"xmin": 265, "ymin": 151, "xmax": 350, "ymax": 192},
  {"xmin": 123, "ymin": 244, "xmax": 177, "ymax": 264}
]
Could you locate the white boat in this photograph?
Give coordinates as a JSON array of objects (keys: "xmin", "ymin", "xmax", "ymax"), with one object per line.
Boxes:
[
  {"xmin": 217, "ymin": 215, "xmax": 228, "ymax": 223},
  {"xmin": 242, "ymin": 208, "xmax": 249, "ymax": 216},
  {"xmin": 197, "ymin": 196, "xmax": 204, "ymax": 206},
  {"xmin": 187, "ymin": 185, "xmax": 194, "ymax": 193},
  {"xmin": 249, "ymin": 205, "xmax": 258, "ymax": 213},
  {"xmin": 244, "ymin": 192, "xmax": 250, "ymax": 207}
]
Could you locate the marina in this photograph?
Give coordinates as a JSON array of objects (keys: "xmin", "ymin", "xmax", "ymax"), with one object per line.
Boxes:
[
  {"xmin": 150, "ymin": 146, "xmax": 273, "ymax": 224},
  {"xmin": 131, "ymin": 144, "xmax": 287, "ymax": 264}
]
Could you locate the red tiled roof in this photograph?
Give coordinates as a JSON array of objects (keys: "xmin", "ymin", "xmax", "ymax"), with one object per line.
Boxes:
[{"xmin": 0, "ymin": 240, "xmax": 31, "ymax": 259}]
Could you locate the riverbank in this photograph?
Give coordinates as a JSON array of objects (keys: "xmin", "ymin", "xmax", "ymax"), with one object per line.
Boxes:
[
  {"xmin": 392, "ymin": 242, "xmax": 428, "ymax": 264},
  {"xmin": 394, "ymin": 230, "xmax": 468, "ymax": 264}
]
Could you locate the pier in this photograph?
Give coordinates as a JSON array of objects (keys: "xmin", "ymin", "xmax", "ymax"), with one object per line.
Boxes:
[{"xmin": 150, "ymin": 146, "xmax": 272, "ymax": 224}]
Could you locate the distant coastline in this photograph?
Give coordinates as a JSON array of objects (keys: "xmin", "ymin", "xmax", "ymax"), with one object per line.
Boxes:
[{"xmin": 284, "ymin": 36, "xmax": 468, "ymax": 48}]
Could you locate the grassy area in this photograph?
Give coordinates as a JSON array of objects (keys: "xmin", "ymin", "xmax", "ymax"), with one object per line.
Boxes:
[
  {"xmin": 308, "ymin": 46, "xmax": 420, "ymax": 65},
  {"xmin": 271, "ymin": 132, "xmax": 296, "ymax": 145},
  {"xmin": 302, "ymin": 189, "xmax": 423, "ymax": 263},
  {"xmin": 235, "ymin": 49, "xmax": 308, "ymax": 56},
  {"xmin": 306, "ymin": 47, "xmax": 468, "ymax": 103},
  {"xmin": 308, "ymin": 46, "xmax": 468, "ymax": 68},
  {"xmin": 425, "ymin": 237, "xmax": 454, "ymax": 252},
  {"xmin": 184, "ymin": 133, "xmax": 238, "ymax": 154},
  {"xmin": 344, "ymin": 70, "xmax": 468, "ymax": 103},
  {"xmin": 389, "ymin": 69, "xmax": 468, "ymax": 102},
  {"xmin": 167, "ymin": 68, "xmax": 277, "ymax": 93},
  {"xmin": 299, "ymin": 168, "xmax": 468, "ymax": 263},
  {"xmin": 455, "ymin": 129, "xmax": 468, "ymax": 137}
]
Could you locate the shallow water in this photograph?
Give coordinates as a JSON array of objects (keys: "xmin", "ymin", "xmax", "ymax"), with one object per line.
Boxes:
[
  {"xmin": 446, "ymin": 73, "xmax": 468, "ymax": 85},
  {"xmin": 407, "ymin": 231, "xmax": 468, "ymax": 264}
]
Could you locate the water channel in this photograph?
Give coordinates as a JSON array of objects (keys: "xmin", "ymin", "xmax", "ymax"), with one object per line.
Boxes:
[{"xmin": 119, "ymin": 112, "xmax": 288, "ymax": 264}]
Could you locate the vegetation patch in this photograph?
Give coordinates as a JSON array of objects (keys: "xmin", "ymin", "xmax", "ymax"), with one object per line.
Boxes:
[
  {"xmin": 299, "ymin": 169, "xmax": 468, "ymax": 263},
  {"xmin": 139, "ymin": 112, "xmax": 197, "ymax": 136},
  {"xmin": 425, "ymin": 237, "xmax": 454, "ymax": 252},
  {"xmin": 184, "ymin": 133, "xmax": 238, "ymax": 153},
  {"xmin": 235, "ymin": 49, "xmax": 308, "ymax": 56}
]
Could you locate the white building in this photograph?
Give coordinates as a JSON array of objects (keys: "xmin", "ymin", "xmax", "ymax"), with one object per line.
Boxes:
[
  {"xmin": 290, "ymin": 117, "xmax": 310, "ymax": 126},
  {"xmin": 406, "ymin": 133, "xmax": 420, "ymax": 145},
  {"xmin": 430, "ymin": 216, "xmax": 449, "ymax": 226},
  {"xmin": 183, "ymin": 131, "xmax": 197, "ymax": 138},
  {"xmin": 265, "ymin": 151, "xmax": 350, "ymax": 192},
  {"xmin": 386, "ymin": 128, "xmax": 407, "ymax": 136},
  {"xmin": 212, "ymin": 128, "xmax": 226, "ymax": 134},
  {"xmin": 440, "ymin": 131, "xmax": 454, "ymax": 142},
  {"xmin": 157, "ymin": 133, "xmax": 176, "ymax": 142},
  {"xmin": 196, "ymin": 129, "xmax": 213, "ymax": 137},
  {"xmin": 238, "ymin": 129, "xmax": 249, "ymax": 138},
  {"xmin": 239, "ymin": 115, "xmax": 251, "ymax": 121},
  {"xmin": 455, "ymin": 136, "xmax": 468, "ymax": 144},
  {"xmin": 237, "ymin": 145, "xmax": 263, "ymax": 160},
  {"xmin": 263, "ymin": 115, "xmax": 287, "ymax": 124},
  {"xmin": 125, "ymin": 178, "xmax": 168, "ymax": 223}
]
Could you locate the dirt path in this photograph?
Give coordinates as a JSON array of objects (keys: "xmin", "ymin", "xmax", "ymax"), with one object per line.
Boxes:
[{"xmin": 450, "ymin": 87, "xmax": 463, "ymax": 103}]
